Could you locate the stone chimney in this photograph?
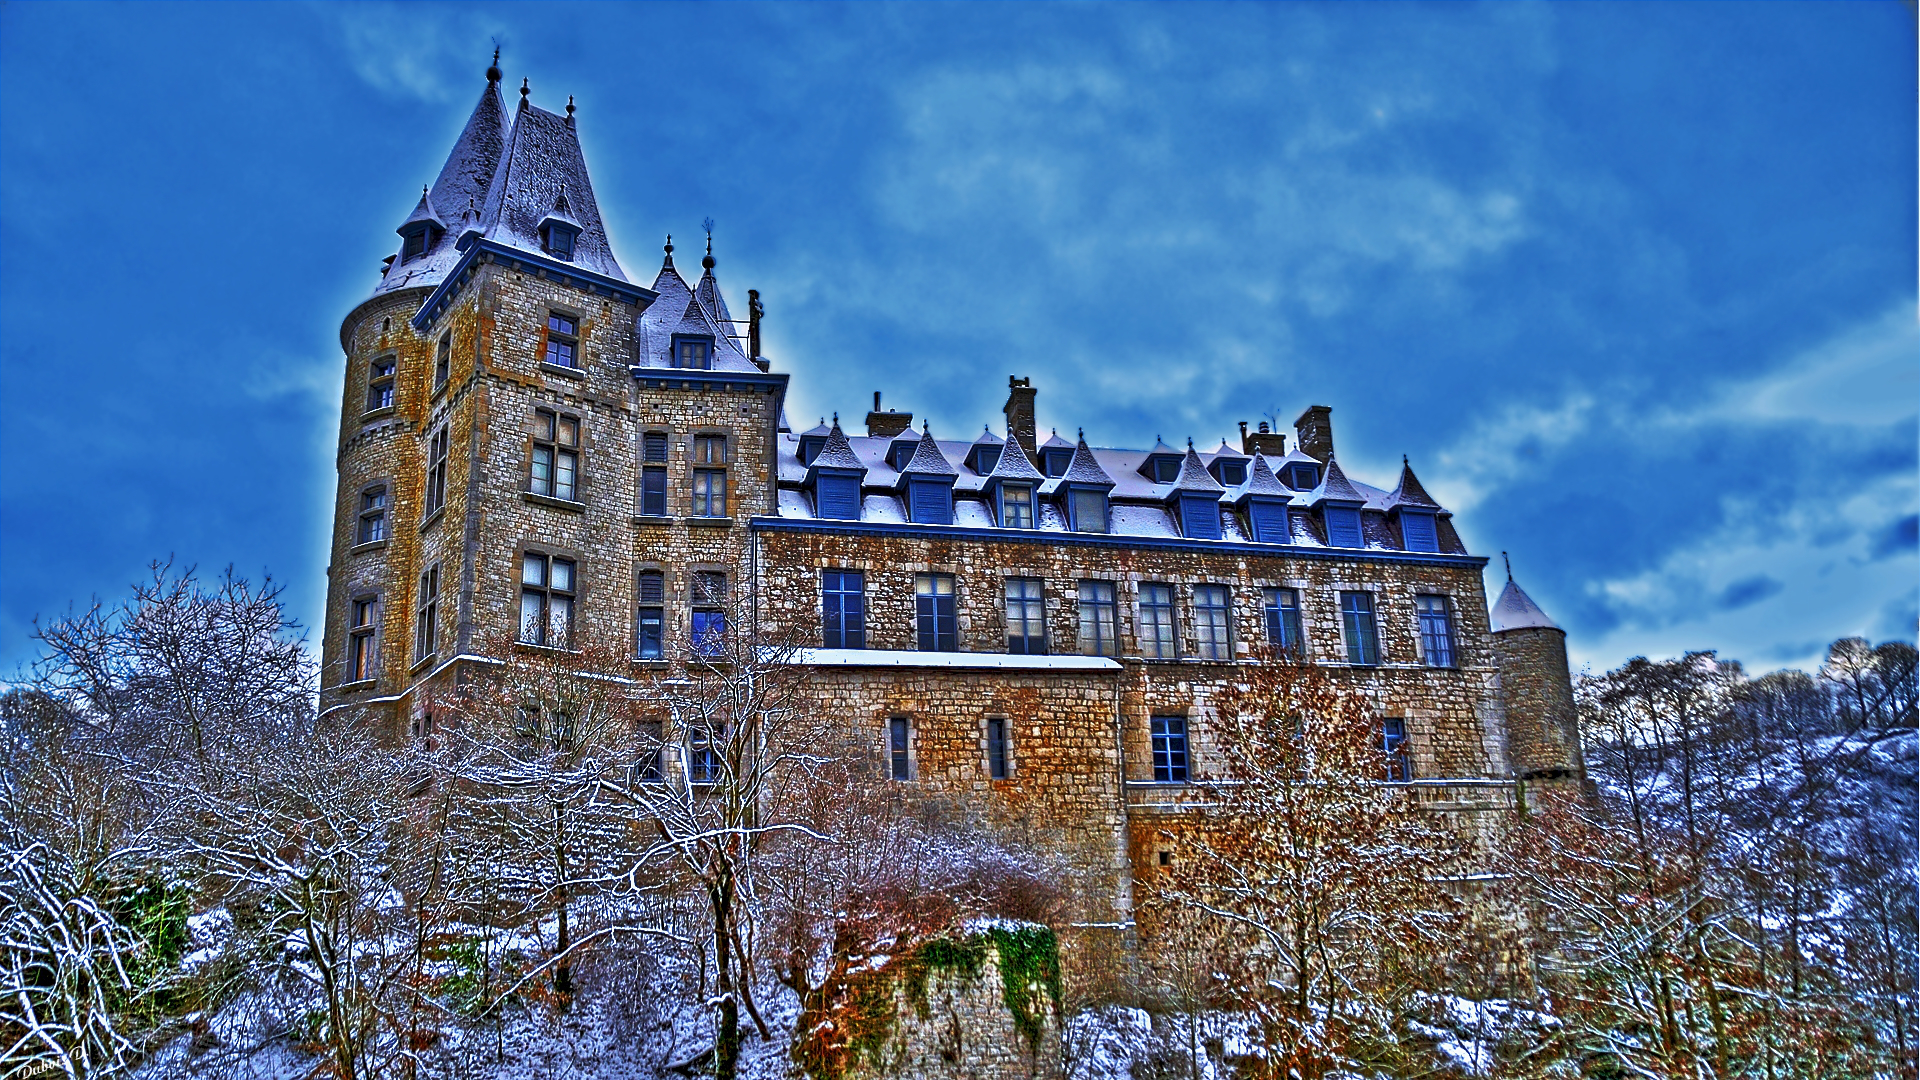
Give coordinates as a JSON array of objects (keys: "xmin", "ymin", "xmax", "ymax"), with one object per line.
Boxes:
[
  {"xmin": 1240, "ymin": 420, "xmax": 1287, "ymax": 457},
  {"xmin": 866, "ymin": 391, "xmax": 913, "ymax": 438},
  {"xmin": 1003, "ymin": 376, "xmax": 1037, "ymax": 460},
  {"xmin": 1293, "ymin": 405, "xmax": 1334, "ymax": 464}
]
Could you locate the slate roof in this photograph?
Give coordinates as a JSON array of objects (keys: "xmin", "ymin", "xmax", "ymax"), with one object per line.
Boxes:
[
  {"xmin": 1169, "ymin": 445, "xmax": 1227, "ymax": 495},
  {"xmin": 633, "ymin": 243, "xmax": 759, "ymax": 372},
  {"xmin": 475, "ymin": 93, "xmax": 627, "ymax": 282},
  {"xmin": 808, "ymin": 420, "xmax": 866, "ymax": 473},
  {"xmin": 1040, "ymin": 429, "xmax": 1076, "ymax": 452},
  {"xmin": 1231, "ymin": 454, "xmax": 1292, "ymax": 501},
  {"xmin": 986, "ymin": 435, "xmax": 1045, "ymax": 483},
  {"xmin": 896, "ymin": 426, "xmax": 959, "ymax": 480},
  {"xmin": 1211, "ymin": 438, "xmax": 1248, "ymax": 460},
  {"xmin": 1490, "ymin": 579, "xmax": 1560, "ymax": 632},
  {"xmin": 1061, "ymin": 433, "xmax": 1117, "ymax": 487},
  {"xmin": 1309, "ymin": 455, "xmax": 1367, "ymax": 505},
  {"xmin": 375, "ymin": 75, "xmax": 510, "ymax": 295},
  {"xmin": 1386, "ymin": 458, "xmax": 1442, "ymax": 510}
]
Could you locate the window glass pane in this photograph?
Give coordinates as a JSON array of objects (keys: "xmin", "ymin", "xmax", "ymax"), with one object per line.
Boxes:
[
  {"xmin": 1002, "ymin": 485, "xmax": 1033, "ymax": 529},
  {"xmin": 1072, "ymin": 488, "xmax": 1107, "ymax": 533},
  {"xmin": 916, "ymin": 574, "xmax": 956, "ymax": 651},
  {"xmin": 558, "ymin": 417, "xmax": 578, "ymax": 446},
  {"xmin": 1006, "ymin": 578, "xmax": 1044, "ymax": 654},
  {"xmin": 642, "ymin": 467, "xmax": 667, "ymax": 516},
  {"xmin": 522, "ymin": 553, "xmax": 545, "ymax": 586},
  {"xmin": 556, "ymin": 450, "xmax": 577, "ymax": 501},
  {"xmin": 1341, "ymin": 592, "xmax": 1379, "ymax": 666},
  {"xmin": 531, "ymin": 446, "xmax": 553, "ymax": 494},
  {"xmin": 1417, "ymin": 595, "xmax": 1454, "ymax": 667},
  {"xmin": 890, "ymin": 718, "xmax": 910, "ymax": 780},
  {"xmin": 987, "ymin": 718, "xmax": 1008, "ymax": 779},
  {"xmin": 1194, "ymin": 584, "xmax": 1231, "ymax": 660},
  {"xmin": 637, "ymin": 609, "xmax": 663, "ymax": 659},
  {"xmin": 1151, "ymin": 716, "xmax": 1189, "ymax": 783},
  {"xmin": 1140, "ymin": 583, "xmax": 1176, "ymax": 659},
  {"xmin": 550, "ymin": 559, "xmax": 573, "ymax": 593},
  {"xmin": 520, "ymin": 590, "xmax": 543, "ymax": 642},
  {"xmin": 548, "ymin": 595, "xmax": 572, "ymax": 647},
  {"xmin": 1078, "ymin": 580, "xmax": 1116, "ymax": 656}
]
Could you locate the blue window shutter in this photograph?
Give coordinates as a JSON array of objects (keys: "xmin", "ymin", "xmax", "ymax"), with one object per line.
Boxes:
[
  {"xmin": 1180, "ymin": 495, "xmax": 1222, "ymax": 540},
  {"xmin": 1249, "ymin": 500, "xmax": 1289, "ymax": 544},
  {"xmin": 1326, "ymin": 507, "xmax": 1363, "ymax": 548},
  {"xmin": 1401, "ymin": 511, "xmax": 1438, "ymax": 552},
  {"xmin": 910, "ymin": 480, "xmax": 952, "ymax": 525},
  {"xmin": 817, "ymin": 475, "xmax": 860, "ymax": 520}
]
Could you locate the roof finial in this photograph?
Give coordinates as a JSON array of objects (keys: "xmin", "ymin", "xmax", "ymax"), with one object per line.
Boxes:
[
  {"xmin": 1403, "ymin": 454, "xmax": 1410, "ymax": 466},
  {"xmin": 1503, "ymin": 551, "xmax": 1513, "ymax": 582},
  {"xmin": 1077, "ymin": 427, "xmax": 1085, "ymax": 441},
  {"xmin": 566, "ymin": 95, "xmax": 575, "ymax": 117},
  {"xmin": 519, "ymin": 78, "xmax": 530, "ymax": 107},
  {"xmin": 663, "ymin": 234, "xmax": 674, "ymax": 269},
  {"xmin": 487, "ymin": 42, "xmax": 502, "ymax": 84},
  {"xmin": 701, "ymin": 217, "xmax": 716, "ymax": 270}
]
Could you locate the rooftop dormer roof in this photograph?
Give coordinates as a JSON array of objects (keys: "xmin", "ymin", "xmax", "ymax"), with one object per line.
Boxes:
[
  {"xmin": 1169, "ymin": 443, "xmax": 1227, "ymax": 495},
  {"xmin": 986, "ymin": 433, "xmax": 1045, "ymax": 482},
  {"xmin": 1490, "ymin": 577, "xmax": 1560, "ymax": 632},
  {"xmin": 808, "ymin": 419, "xmax": 866, "ymax": 473},
  {"xmin": 1231, "ymin": 454, "xmax": 1292, "ymax": 501},
  {"xmin": 472, "ymin": 81, "xmax": 626, "ymax": 281},
  {"xmin": 374, "ymin": 68, "xmax": 509, "ymax": 296},
  {"xmin": 1308, "ymin": 454, "xmax": 1366, "ymax": 505},
  {"xmin": 895, "ymin": 425, "xmax": 959, "ymax": 483},
  {"xmin": 1061, "ymin": 432, "xmax": 1117, "ymax": 487}
]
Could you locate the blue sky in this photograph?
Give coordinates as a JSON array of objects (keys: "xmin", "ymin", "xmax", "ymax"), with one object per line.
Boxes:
[{"xmin": 1, "ymin": 2, "xmax": 1913, "ymax": 677}]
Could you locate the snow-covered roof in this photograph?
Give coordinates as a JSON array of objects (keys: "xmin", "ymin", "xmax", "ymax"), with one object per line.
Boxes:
[
  {"xmin": 475, "ymin": 93, "xmax": 626, "ymax": 281},
  {"xmin": 1386, "ymin": 458, "xmax": 1442, "ymax": 511},
  {"xmin": 1490, "ymin": 579, "xmax": 1560, "ymax": 632},
  {"xmin": 1169, "ymin": 445, "xmax": 1227, "ymax": 495},
  {"xmin": 1309, "ymin": 455, "xmax": 1367, "ymax": 505},
  {"xmin": 374, "ymin": 76, "xmax": 509, "ymax": 296},
  {"xmin": 986, "ymin": 436, "xmax": 1045, "ymax": 483},
  {"xmin": 632, "ymin": 244, "xmax": 760, "ymax": 373}
]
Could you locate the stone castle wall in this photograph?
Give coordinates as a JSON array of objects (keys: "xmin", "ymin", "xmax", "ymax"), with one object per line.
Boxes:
[{"xmin": 1494, "ymin": 626, "xmax": 1585, "ymax": 781}]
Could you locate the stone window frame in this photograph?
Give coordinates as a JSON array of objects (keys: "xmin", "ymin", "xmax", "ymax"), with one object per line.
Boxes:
[
  {"xmin": 1413, "ymin": 592, "xmax": 1458, "ymax": 669},
  {"xmin": 635, "ymin": 563, "xmax": 667, "ymax": 662},
  {"xmin": 516, "ymin": 540, "xmax": 586, "ymax": 651},
  {"xmin": 1189, "ymin": 582, "xmax": 1234, "ymax": 661},
  {"xmin": 364, "ymin": 353, "xmax": 398, "ymax": 416},
  {"xmin": 1136, "ymin": 580, "xmax": 1180, "ymax": 661},
  {"xmin": 1002, "ymin": 574, "xmax": 1046, "ymax": 655},
  {"xmin": 412, "ymin": 561, "xmax": 441, "ymax": 669},
  {"xmin": 432, "ymin": 330, "xmax": 453, "ymax": 396},
  {"xmin": 527, "ymin": 405, "xmax": 585, "ymax": 505},
  {"xmin": 639, "ymin": 429, "xmax": 671, "ymax": 518},
  {"xmin": 984, "ymin": 715, "xmax": 1013, "ymax": 780},
  {"xmin": 689, "ymin": 429, "xmax": 733, "ymax": 518},
  {"xmin": 422, "ymin": 424, "xmax": 450, "ymax": 523},
  {"xmin": 1075, "ymin": 578, "xmax": 1120, "ymax": 657},
  {"xmin": 345, "ymin": 591, "xmax": 381, "ymax": 686},
  {"xmin": 352, "ymin": 481, "xmax": 391, "ymax": 550},
  {"xmin": 541, "ymin": 306, "xmax": 585, "ymax": 373},
  {"xmin": 689, "ymin": 564, "xmax": 730, "ymax": 657},
  {"xmin": 887, "ymin": 714, "xmax": 917, "ymax": 781}
]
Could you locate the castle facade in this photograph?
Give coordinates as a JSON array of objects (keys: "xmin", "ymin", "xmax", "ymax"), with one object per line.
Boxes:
[{"xmin": 320, "ymin": 65, "xmax": 1584, "ymax": 931}]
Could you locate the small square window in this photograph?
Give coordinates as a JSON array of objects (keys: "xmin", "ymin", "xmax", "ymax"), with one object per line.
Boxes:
[
  {"xmin": 1151, "ymin": 716, "xmax": 1189, "ymax": 783},
  {"xmin": 675, "ymin": 338, "xmax": 712, "ymax": 370},
  {"xmin": 1000, "ymin": 484, "xmax": 1034, "ymax": 529},
  {"xmin": 546, "ymin": 224, "xmax": 575, "ymax": 260},
  {"xmin": 545, "ymin": 313, "xmax": 579, "ymax": 368}
]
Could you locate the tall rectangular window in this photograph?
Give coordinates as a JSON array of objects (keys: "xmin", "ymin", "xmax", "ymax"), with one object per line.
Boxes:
[
  {"xmin": 545, "ymin": 313, "xmax": 578, "ymax": 368},
  {"xmin": 986, "ymin": 717, "xmax": 1009, "ymax": 780},
  {"xmin": 1077, "ymin": 580, "xmax": 1117, "ymax": 656},
  {"xmin": 889, "ymin": 717, "xmax": 911, "ymax": 781},
  {"xmin": 348, "ymin": 597, "xmax": 378, "ymax": 682},
  {"xmin": 434, "ymin": 333, "xmax": 451, "ymax": 390},
  {"xmin": 520, "ymin": 552, "xmax": 575, "ymax": 648},
  {"xmin": 424, "ymin": 427, "xmax": 449, "ymax": 516},
  {"xmin": 1340, "ymin": 591, "xmax": 1380, "ymax": 666},
  {"xmin": 633, "ymin": 719, "xmax": 664, "ymax": 782},
  {"xmin": 692, "ymin": 571, "xmax": 727, "ymax": 657},
  {"xmin": 357, "ymin": 486, "xmax": 388, "ymax": 544},
  {"xmin": 636, "ymin": 571, "xmax": 664, "ymax": 660},
  {"xmin": 689, "ymin": 725, "xmax": 721, "ymax": 784},
  {"xmin": 1139, "ymin": 583, "xmax": 1177, "ymax": 660},
  {"xmin": 823, "ymin": 570, "xmax": 866, "ymax": 649},
  {"xmin": 1151, "ymin": 716, "xmax": 1189, "ymax": 783},
  {"xmin": 1416, "ymin": 594, "xmax": 1456, "ymax": 668},
  {"xmin": 1005, "ymin": 578, "xmax": 1045, "ymax": 655},
  {"xmin": 366, "ymin": 357, "xmax": 396, "ymax": 412},
  {"xmin": 641, "ymin": 432, "xmax": 668, "ymax": 517},
  {"xmin": 1071, "ymin": 488, "xmax": 1108, "ymax": 533},
  {"xmin": 530, "ymin": 409, "xmax": 580, "ymax": 501},
  {"xmin": 1262, "ymin": 587, "xmax": 1304, "ymax": 657},
  {"xmin": 1381, "ymin": 717, "xmax": 1412, "ymax": 781},
  {"xmin": 915, "ymin": 573, "xmax": 957, "ymax": 652},
  {"xmin": 414, "ymin": 562, "xmax": 439, "ymax": 661},
  {"xmin": 692, "ymin": 434, "xmax": 728, "ymax": 517},
  {"xmin": 1193, "ymin": 585, "xmax": 1232, "ymax": 660},
  {"xmin": 1000, "ymin": 484, "xmax": 1034, "ymax": 529}
]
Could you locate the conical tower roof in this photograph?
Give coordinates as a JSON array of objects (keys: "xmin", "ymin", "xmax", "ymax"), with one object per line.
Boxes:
[
  {"xmin": 1309, "ymin": 453, "xmax": 1366, "ymax": 505},
  {"xmin": 809, "ymin": 418, "xmax": 866, "ymax": 472},
  {"xmin": 986, "ymin": 432, "xmax": 1045, "ymax": 482},
  {"xmin": 1234, "ymin": 453, "xmax": 1292, "ymax": 499},
  {"xmin": 475, "ymin": 82, "xmax": 627, "ymax": 281},
  {"xmin": 374, "ymin": 69, "xmax": 509, "ymax": 296},
  {"xmin": 1386, "ymin": 457, "xmax": 1442, "ymax": 510},
  {"xmin": 897, "ymin": 424, "xmax": 959, "ymax": 478},
  {"xmin": 1490, "ymin": 578, "xmax": 1560, "ymax": 632},
  {"xmin": 1061, "ymin": 431, "xmax": 1116, "ymax": 487},
  {"xmin": 1169, "ymin": 443, "xmax": 1226, "ymax": 495}
]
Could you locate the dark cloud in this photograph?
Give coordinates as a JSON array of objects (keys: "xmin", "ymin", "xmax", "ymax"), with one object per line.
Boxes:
[
  {"xmin": 1716, "ymin": 576, "xmax": 1785, "ymax": 612},
  {"xmin": 1870, "ymin": 515, "xmax": 1918, "ymax": 561}
]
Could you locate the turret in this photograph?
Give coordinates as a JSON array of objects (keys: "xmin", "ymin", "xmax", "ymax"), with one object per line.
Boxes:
[{"xmin": 1489, "ymin": 558, "xmax": 1587, "ymax": 786}]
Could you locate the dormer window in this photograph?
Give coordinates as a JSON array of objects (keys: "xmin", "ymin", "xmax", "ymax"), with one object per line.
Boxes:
[
  {"xmin": 1214, "ymin": 460, "xmax": 1247, "ymax": 486},
  {"xmin": 1287, "ymin": 463, "xmax": 1318, "ymax": 490},
  {"xmin": 543, "ymin": 222, "xmax": 578, "ymax": 261},
  {"xmin": 1178, "ymin": 494, "xmax": 1223, "ymax": 540},
  {"xmin": 800, "ymin": 435, "xmax": 827, "ymax": 465},
  {"xmin": 1154, "ymin": 457, "xmax": 1181, "ymax": 483},
  {"xmin": 400, "ymin": 225, "xmax": 431, "ymax": 262},
  {"xmin": 1325, "ymin": 506, "xmax": 1363, "ymax": 548},
  {"xmin": 673, "ymin": 337, "xmax": 712, "ymax": 370},
  {"xmin": 999, "ymin": 484, "xmax": 1034, "ymax": 529},
  {"xmin": 1070, "ymin": 488, "xmax": 1108, "ymax": 534},
  {"xmin": 1400, "ymin": 511, "xmax": 1440, "ymax": 553},
  {"xmin": 1042, "ymin": 449, "xmax": 1073, "ymax": 477}
]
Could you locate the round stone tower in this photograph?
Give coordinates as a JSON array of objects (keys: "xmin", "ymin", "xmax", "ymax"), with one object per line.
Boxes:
[{"xmin": 1490, "ymin": 567, "xmax": 1586, "ymax": 784}]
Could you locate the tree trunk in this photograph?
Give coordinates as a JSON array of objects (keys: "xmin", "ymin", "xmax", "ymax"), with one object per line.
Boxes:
[{"xmin": 713, "ymin": 873, "xmax": 740, "ymax": 1080}]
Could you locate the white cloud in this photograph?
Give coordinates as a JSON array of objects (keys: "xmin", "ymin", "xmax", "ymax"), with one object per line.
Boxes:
[
  {"xmin": 1428, "ymin": 393, "xmax": 1595, "ymax": 512},
  {"xmin": 1713, "ymin": 301, "xmax": 1918, "ymax": 427},
  {"xmin": 328, "ymin": 5, "xmax": 507, "ymax": 104}
]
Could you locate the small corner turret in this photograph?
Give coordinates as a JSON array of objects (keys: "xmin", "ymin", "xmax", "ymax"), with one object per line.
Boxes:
[{"xmin": 1490, "ymin": 556, "xmax": 1589, "ymax": 788}]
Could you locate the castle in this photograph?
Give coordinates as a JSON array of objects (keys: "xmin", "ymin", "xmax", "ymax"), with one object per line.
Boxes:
[{"xmin": 319, "ymin": 63, "xmax": 1585, "ymax": 935}]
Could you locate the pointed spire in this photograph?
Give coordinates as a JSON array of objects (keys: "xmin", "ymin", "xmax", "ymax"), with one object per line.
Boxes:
[
  {"xmin": 662, "ymin": 234, "xmax": 675, "ymax": 270},
  {"xmin": 898, "ymin": 423, "xmax": 958, "ymax": 477},
  {"xmin": 809, "ymin": 415, "xmax": 867, "ymax": 472},
  {"xmin": 987, "ymin": 429, "xmax": 1045, "ymax": 482},
  {"xmin": 1312, "ymin": 453, "xmax": 1366, "ymax": 504},
  {"xmin": 565, "ymin": 95, "xmax": 576, "ymax": 128},
  {"xmin": 487, "ymin": 45, "xmax": 501, "ymax": 85},
  {"xmin": 374, "ymin": 65, "xmax": 509, "ymax": 296},
  {"xmin": 1504, "ymin": 551, "xmax": 1513, "ymax": 581},
  {"xmin": 1234, "ymin": 453, "xmax": 1291, "ymax": 498},
  {"xmin": 1063, "ymin": 431, "xmax": 1117, "ymax": 487},
  {"xmin": 1170, "ymin": 444, "xmax": 1226, "ymax": 494},
  {"xmin": 1387, "ymin": 456, "xmax": 1442, "ymax": 510}
]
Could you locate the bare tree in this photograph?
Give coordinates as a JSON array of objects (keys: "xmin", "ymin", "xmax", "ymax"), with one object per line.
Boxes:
[{"xmin": 1140, "ymin": 657, "xmax": 1467, "ymax": 1077}]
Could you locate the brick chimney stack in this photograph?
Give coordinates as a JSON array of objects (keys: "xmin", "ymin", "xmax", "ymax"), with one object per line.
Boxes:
[
  {"xmin": 866, "ymin": 391, "xmax": 914, "ymax": 438},
  {"xmin": 1240, "ymin": 420, "xmax": 1287, "ymax": 457},
  {"xmin": 1293, "ymin": 405, "xmax": 1334, "ymax": 464},
  {"xmin": 1003, "ymin": 376, "xmax": 1037, "ymax": 459}
]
